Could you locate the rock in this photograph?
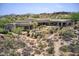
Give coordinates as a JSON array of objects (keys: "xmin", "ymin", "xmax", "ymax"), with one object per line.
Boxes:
[{"xmin": 0, "ymin": 34, "xmax": 5, "ymax": 40}]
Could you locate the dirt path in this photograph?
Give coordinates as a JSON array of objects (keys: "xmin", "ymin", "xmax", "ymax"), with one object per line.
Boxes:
[
  {"xmin": 48, "ymin": 33, "xmax": 61, "ymax": 56},
  {"xmin": 54, "ymin": 39, "xmax": 61, "ymax": 56}
]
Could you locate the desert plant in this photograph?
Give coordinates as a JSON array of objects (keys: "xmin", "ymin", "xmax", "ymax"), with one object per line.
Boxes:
[
  {"xmin": 59, "ymin": 28, "xmax": 76, "ymax": 41},
  {"xmin": 0, "ymin": 38, "xmax": 26, "ymax": 56},
  {"xmin": 71, "ymin": 13, "xmax": 79, "ymax": 24},
  {"xmin": 46, "ymin": 47, "xmax": 54, "ymax": 54},
  {"xmin": 59, "ymin": 45, "xmax": 70, "ymax": 52},
  {"xmin": 0, "ymin": 28, "xmax": 8, "ymax": 34},
  {"xmin": 12, "ymin": 27, "xmax": 23, "ymax": 34}
]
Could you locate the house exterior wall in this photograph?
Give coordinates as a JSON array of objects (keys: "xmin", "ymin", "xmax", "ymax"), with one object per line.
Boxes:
[
  {"xmin": 4, "ymin": 19, "xmax": 73, "ymax": 32},
  {"xmin": 4, "ymin": 23, "xmax": 16, "ymax": 32},
  {"xmin": 49, "ymin": 20, "xmax": 72, "ymax": 27}
]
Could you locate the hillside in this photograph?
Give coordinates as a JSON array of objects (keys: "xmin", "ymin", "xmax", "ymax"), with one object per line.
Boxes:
[
  {"xmin": 0, "ymin": 12, "xmax": 72, "ymax": 21},
  {"xmin": 0, "ymin": 12, "xmax": 79, "ymax": 56}
]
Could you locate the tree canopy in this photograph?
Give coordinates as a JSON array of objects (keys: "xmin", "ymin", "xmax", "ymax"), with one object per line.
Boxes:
[{"xmin": 71, "ymin": 13, "xmax": 79, "ymax": 21}]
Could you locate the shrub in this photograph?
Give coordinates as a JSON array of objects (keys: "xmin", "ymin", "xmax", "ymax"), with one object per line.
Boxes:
[
  {"xmin": 60, "ymin": 45, "xmax": 71, "ymax": 52},
  {"xmin": 59, "ymin": 28, "xmax": 76, "ymax": 41},
  {"xmin": 0, "ymin": 28, "xmax": 8, "ymax": 34},
  {"xmin": 0, "ymin": 19, "xmax": 12, "ymax": 28},
  {"xmin": 60, "ymin": 43, "xmax": 79, "ymax": 53},
  {"xmin": 0, "ymin": 38, "xmax": 26, "ymax": 56},
  {"xmin": 12, "ymin": 27, "xmax": 23, "ymax": 34},
  {"xmin": 69, "ymin": 43, "xmax": 79, "ymax": 53},
  {"xmin": 46, "ymin": 47, "xmax": 54, "ymax": 54},
  {"xmin": 71, "ymin": 13, "xmax": 79, "ymax": 24}
]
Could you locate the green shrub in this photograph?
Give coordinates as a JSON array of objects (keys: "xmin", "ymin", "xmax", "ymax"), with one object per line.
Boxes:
[
  {"xmin": 7, "ymin": 32, "xmax": 13, "ymax": 35},
  {"xmin": 60, "ymin": 43, "xmax": 79, "ymax": 53},
  {"xmin": 0, "ymin": 28, "xmax": 8, "ymax": 34},
  {"xmin": 71, "ymin": 13, "xmax": 79, "ymax": 21},
  {"xmin": 0, "ymin": 19, "xmax": 12, "ymax": 28},
  {"xmin": 60, "ymin": 45, "xmax": 71, "ymax": 52},
  {"xmin": 69, "ymin": 43, "xmax": 79, "ymax": 53},
  {"xmin": 46, "ymin": 47, "xmax": 54, "ymax": 54},
  {"xmin": 12, "ymin": 27, "xmax": 23, "ymax": 34}
]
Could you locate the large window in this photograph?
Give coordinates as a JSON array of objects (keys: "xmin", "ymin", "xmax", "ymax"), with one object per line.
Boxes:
[{"xmin": 50, "ymin": 22, "xmax": 57, "ymax": 26}]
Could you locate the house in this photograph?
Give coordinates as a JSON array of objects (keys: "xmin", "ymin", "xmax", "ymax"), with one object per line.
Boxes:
[
  {"xmin": 36, "ymin": 19, "xmax": 72, "ymax": 27},
  {"xmin": 50, "ymin": 19, "xmax": 72, "ymax": 27},
  {"xmin": 4, "ymin": 19, "xmax": 34, "ymax": 31},
  {"xmin": 4, "ymin": 19, "xmax": 73, "ymax": 32},
  {"xmin": 4, "ymin": 23, "xmax": 16, "ymax": 32},
  {"xmin": 36, "ymin": 19, "xmax": 50, "ymax": 26}
]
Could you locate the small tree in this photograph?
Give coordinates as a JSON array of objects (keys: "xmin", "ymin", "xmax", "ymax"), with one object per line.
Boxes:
[{"xmin": 71, "ymin": 13, "xmax": 79, "ymax": 24}]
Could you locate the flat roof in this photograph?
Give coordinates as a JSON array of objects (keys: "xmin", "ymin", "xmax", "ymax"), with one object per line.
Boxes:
[
  {"xmin": 50, "ymin": 19, "xmax": 71, "ymax": 22},
  {"xmin": 15, "ymin": 18, "xmax": 71, "ymax": 23},
  {"xmin": 10, "ymin": 19, "xmax": 72, "ymax": 25},
  {"xmin": 15, "ymin": 18, "xmax": 35, "ymax": 23}
]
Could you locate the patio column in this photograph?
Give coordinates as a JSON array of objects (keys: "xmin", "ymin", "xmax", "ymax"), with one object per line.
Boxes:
[
  {"xmin": 61, "ymin": 22, "xmax": 63, "ymax": 27},
  {"xmin": 57, "ymin": 22, "xmax": 59, "ymax": 26}
]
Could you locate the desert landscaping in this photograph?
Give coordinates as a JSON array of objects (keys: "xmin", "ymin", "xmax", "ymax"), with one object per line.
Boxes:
[{"xmin": 0, "ymin": 12, "xmax": 79, "ymax": 56}]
